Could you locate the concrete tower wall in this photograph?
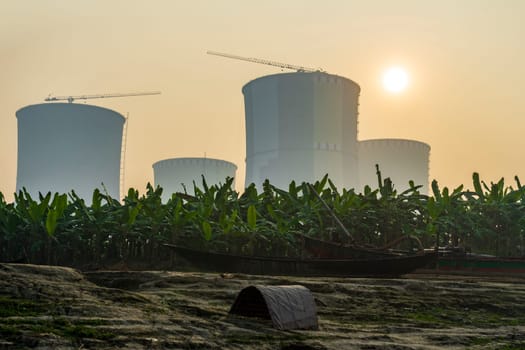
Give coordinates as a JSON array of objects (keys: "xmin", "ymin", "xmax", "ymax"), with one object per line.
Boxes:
[
  {"xmin": 358, "ymin": 139, "xmax": 430, "ymax": 194},
  {"xmin": 153, "ymin": 157, "xmax": 237, "ymax": 201},
  {"xmin": 16, "ymin": 103, "xmax": 125, "ymax": 201},
  {"xmin": 243, "ymin": 72, "xmax": 360, "ymax": 190}
]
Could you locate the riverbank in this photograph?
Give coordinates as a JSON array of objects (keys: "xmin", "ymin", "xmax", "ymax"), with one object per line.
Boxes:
[{"xmin": 1, "ymin": 263, "xmax": 524, "ymax": 349}]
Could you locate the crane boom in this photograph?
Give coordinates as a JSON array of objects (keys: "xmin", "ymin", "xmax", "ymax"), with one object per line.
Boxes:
[
  {"xmin": 45, "ymin": 91, "xmax": 161, "ymax": 103},
  {"xmin": 207, "ymin": 50, "xmax": 323, "ymax": 73}
]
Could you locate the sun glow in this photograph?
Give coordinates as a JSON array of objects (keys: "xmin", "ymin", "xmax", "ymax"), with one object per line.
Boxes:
[{"xmin": 383, "ymin": 67, "xmax": 409, "ymax": 93}]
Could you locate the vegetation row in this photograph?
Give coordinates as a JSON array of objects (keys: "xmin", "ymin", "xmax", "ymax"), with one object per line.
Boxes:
[{"xmin": 1, "ymin": 170, "xmax": 525, "ymax": 267}]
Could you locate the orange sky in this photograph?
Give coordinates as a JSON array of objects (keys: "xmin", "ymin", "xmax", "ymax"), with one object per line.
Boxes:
[{"xmin": 1, "ymin": 0, "xmax": 524, "ymax": 201}]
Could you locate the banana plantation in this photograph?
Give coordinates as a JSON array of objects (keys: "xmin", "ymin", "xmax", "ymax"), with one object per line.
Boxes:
[{"xmin": 1, "ymin": 172, "xmax": 525, "ymax": 268}]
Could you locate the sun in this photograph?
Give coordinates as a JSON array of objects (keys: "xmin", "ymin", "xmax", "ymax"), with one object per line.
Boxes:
[{"xmin": 383, "ymin": 67, "xmax": 409, "ymax": 93}]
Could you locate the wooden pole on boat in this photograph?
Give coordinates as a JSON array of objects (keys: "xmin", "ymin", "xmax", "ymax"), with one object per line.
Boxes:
[{"xmin": 307, "ymin": 183, "xmax": 355, "ymax": 243}]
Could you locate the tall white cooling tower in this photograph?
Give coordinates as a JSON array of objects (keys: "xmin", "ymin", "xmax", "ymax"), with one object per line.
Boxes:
[
  {"xmin": 153, "ymin": 158, "xmax": 237, "ymax": 201},
  {"xmin": 242, "ymin": 72, "xmax": 360, "ymax": 190},
  {"xmin": 16, "ymin": 103, "xmax": 125, "ymax": 200},
  {"xmin": 358, "ymin": 139, "xmax": 430, "ymax": 194}
]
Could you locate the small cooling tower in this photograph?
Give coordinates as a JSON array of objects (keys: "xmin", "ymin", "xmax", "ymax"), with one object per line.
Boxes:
[
  {"xmin": 153, "ymin": 158, "xmax": 237, "ymax": 201},
  {"xmin": 16, "ymin": 103, "xmax": 125, "ymax": 201},
  {"xmin": 242, "ymin": 72, "xmax": 360, "ymax": 190},
  {"xmin": 358, "ymin": 139, "xmax": 430, "ymax": 194}
]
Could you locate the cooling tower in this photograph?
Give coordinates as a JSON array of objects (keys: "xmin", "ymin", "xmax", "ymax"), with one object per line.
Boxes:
[
  {"xmin": 153, "ymin": 157, "xmax": 237, "ymax": 201},
  {"xmin": 242, "ymin": 72, "xmax": 360, "ymax": 190},
  {"xmin": 358, "ymin": 139, "xmax": 430, "ymax": 194},
  {"xmin": 16, "ymin": 103, "xmax": 125, "ymax": 201}
]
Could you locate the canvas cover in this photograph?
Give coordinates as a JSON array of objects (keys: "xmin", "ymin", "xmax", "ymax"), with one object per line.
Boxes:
[{"xmin": 229, "ymin": 284, "xmax": 318, "ymax": 330}]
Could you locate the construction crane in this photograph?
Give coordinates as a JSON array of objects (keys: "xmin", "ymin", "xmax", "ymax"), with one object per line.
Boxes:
[
  {"xmin": 45, "ymin": 91, "xmax": 161, "ymax": 103},
  {"xmin": 207, "ymin": 50, "xmax": 324, "ymax": 73}
]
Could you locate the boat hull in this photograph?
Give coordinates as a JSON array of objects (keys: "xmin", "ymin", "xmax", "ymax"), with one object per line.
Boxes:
[
  {"xmin": 165, "ymin": 244, "xmax": 437, "ymax": 277},
  {"xmin": 438, "ymin": 257, "xmax": 525, "ymax": 275},
  {"xmin": 299, "ymin": 234, "xmax": 399, "ymax": 259}
]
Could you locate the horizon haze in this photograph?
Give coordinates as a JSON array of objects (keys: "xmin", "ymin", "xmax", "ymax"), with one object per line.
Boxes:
[{"xmin": 1, "ymin": 0, "xmax": 524, "ymax": 201}]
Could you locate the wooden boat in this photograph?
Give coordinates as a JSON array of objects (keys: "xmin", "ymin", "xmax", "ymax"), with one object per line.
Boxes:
[
  {"xmin": 437, "ymin": 255, "xmax": 525, "ymax": 275},
  {"xmin": 297, "ymin": 234, "xmax": 423, "ymax": 259},
  {"xmin": 163, "ymin": 244, "xmax": 437, "ymax": 277},
  {"xmin": 297, "ymin": 184, "xmax": 426, "ymax": 260}
]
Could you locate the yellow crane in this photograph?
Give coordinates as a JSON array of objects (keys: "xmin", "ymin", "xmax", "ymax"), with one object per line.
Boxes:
[
  {"xmin": 45, "ymin": 91, "xmax": 161, "ymax": 103},
  {"xmin": 207, "ymin": 50, "xmax": 324, "ymax": 73}
]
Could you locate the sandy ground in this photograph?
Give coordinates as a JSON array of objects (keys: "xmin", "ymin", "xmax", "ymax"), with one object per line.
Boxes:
[{"xmin": 1, "ymin": 263, "xmax": 525, "ymax": 349}]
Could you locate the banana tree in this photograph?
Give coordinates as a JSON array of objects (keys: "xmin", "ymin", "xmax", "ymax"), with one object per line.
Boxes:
[
  {"xmin": 14, "ymin": 189, "xmax": 53, "ymax": 263},
  {"xmin": 427, "ymin": 180, "xmax": 470, "ymax": 249},
  {"xmin": 0, "ymin": 193, "xmax": 24, "ymax": 262},
  {"xmin": 466, "ymin": 173, "xmax": 525, "ymax": 256}
]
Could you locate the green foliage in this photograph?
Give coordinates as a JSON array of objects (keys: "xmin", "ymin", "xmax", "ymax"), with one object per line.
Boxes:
[
  {"xmin": 45, "ymin": 193, "xmax": 68, "ymax": 236},
  {"xmin": 1, "ymin": 172, "xmax": 525, "ymax": 266},
  {"xmin": 247, "ymin": 205, "xmax": 257, "ymax": 231},
  {"xmin": 202, "ymin": 221, "xmax": 212, "ymax": 241}
]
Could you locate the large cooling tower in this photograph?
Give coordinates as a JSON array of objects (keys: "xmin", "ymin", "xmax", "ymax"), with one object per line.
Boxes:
[
  {"xmin": 242, "ymin": 72, "xmax": 360, "ymax": 190},
  {"xmin": 16, "ymin": 103, "xmax": 125, "ymax": 201},
  {"xmin": 153, "ymin": 157, "xmax": 237, "ymax": 201},
  {"xmin": 358, "ymin": 139, "xmax": 430, "ymax": 194}
]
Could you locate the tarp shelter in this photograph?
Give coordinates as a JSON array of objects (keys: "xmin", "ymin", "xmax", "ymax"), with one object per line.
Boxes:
[{"xmin": 229, "ymin": 285, "xmax": 318, "ymax": 330}]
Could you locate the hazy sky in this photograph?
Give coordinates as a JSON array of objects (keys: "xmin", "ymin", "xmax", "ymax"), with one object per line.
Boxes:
[{"xmin": 1, "ymin": 0, "xmax": 524, "ymax": 201}]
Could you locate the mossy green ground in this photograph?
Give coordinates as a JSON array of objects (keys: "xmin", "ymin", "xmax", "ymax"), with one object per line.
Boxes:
[{"xmin": 1, "ymin": 264, "xmax": 525, "ymax": 349}]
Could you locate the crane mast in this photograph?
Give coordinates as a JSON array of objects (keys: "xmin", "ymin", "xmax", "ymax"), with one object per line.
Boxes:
[
  {"xmin": 207, "ymin": 50, "xmax": 324, "ymax": 73},
  {"xmin": 45, "ymin": 91, "xmax": 161, "ymax": 103}
]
